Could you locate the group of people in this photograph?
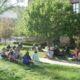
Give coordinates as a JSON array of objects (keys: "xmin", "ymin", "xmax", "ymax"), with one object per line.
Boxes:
[
  {"xmin": 0, "ymin": 45, "xmax": 19, "ymax": 62},
  {"xmin": 46, "ymin": 46, "xmax": 80, "ymax": 60},
  {"xmin": 23, "ymin": 51, "xmax": 39, "ymax": 65},
  {"xmin": 32, "ymin": 44, "xmax": 70, "ymax": 59},
  {"xmin": 0, "ymin": 44, "xmax": 40, "ymax": 65},
  {"xmin": 44, "ymin": 46, "xmax": 70, "ymax": 59},
  {"xmin": 1, "ymin": 43, "xmax": 80, "ymax": 65}
]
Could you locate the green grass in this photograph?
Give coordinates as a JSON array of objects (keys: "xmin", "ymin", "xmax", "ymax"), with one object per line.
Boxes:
[
  {"xmin": 0, "ymin": 60, "xmax": 80, "ymax": 80},
  {"xmin": 0, "ymin": 44, "xmax": 5, "ymax": 50},
  {"xmin": 0, "ymin": 44, "xmax": 80, "ymax": 80}
]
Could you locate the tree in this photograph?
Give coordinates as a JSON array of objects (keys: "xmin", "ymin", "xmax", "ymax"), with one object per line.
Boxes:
[
  {"xmin": 22, "ymin": 0, "xmax": 74, "ymax": 45},
  {"xmin": 0, "ymin": 0, "xmax": 15, "ymax": 44},
  {"xmin": 15, "ymin": 7, "xmax": 26, "ymax": 36},
  {"xmin": 0, "ymin": 20, "xmax": 14, "ymax": 45},
  {"xmin": 17, "ymin": 0, "xmax": 80, "ymax": 47},
  {"xmin": 0, "ymin": 0, "xmax": 13, "ymax": 14}
]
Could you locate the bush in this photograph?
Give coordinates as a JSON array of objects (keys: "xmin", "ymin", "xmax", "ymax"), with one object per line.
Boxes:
[
  {"xmin": 0, "ymin": 43, "xmax": 6, "ymax": 45},
  {"xmin": 13, "ymin": 42, "xmax": 39, "ymax": 46}
]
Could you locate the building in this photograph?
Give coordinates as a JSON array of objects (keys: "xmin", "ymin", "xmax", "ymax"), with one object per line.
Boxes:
[
  {"xmin": 70, "ymin": 0, "xmax": 80, "ymax": 13},
  {"xmin": 59, "ymin": 0, "xmax": 80, "ymax": 45}
]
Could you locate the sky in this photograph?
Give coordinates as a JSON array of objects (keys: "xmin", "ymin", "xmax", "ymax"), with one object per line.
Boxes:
[
  {"xmin": 0, "ymin": 0, "xmax": 28, "ymax": 18},
  {"xmin": 10, "ymin": 0, "xmax": 28, "ymax": 7}
]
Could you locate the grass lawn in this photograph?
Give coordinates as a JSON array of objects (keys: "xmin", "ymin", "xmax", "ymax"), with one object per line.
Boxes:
[
  {"xmin": 0, "ymin": 59, "xmax": 80, "ymax": 80},
  {"xmin": 0, "ymin": 44, "xmax": 80, "ymax": 80},
  {"xmin": 0, "ymin": 44, "xmax": 6, "ymax": 50}
]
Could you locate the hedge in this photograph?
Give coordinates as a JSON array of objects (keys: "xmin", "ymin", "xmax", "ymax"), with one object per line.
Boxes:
[{"xmin": 13, "ymin": 42, "xmax": 39, "ymax": 46}]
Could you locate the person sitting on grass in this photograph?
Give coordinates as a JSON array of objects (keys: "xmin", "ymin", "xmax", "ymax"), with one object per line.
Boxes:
[
  {"xmin": 77, "ymin": 50, "xmax": 80, "ymax": 61},
  {"xmin": 23, "ymin": 51, "xmax": 32, "ymax": 65},
  {"xmin": 47, "ymin": 47, "xmax": 54, "ymax": 59},
  {"xmin": 32, "ymin": 44, "xmax": 36, "ymax": 51},
  {"xmin": 8, "ymin": 49, "xmax": 14, "ymax": 61},
  {"xmin": 7, "ymin": 45, "xmax": 11, "ymax": 51},
  {"xmin": 71, "ymin": 47, "xmax": 78, "ymax": 59},
  {"xmin": 32, "ymin": 51, "xmax": 39, "ymax": 62},
  {"xmin": 13, "ymin": 48, "xmax": 19, "ymax": 59},
  {"xmin": 5, "ymin": 48, "xmax": 10, "ymax": 59},
  {"xmin": 1, "ymin": 48, "xmax": 6, "ymax": 59},
  {"xmin": 13, "ymin": 46, "xmax": 16, "ymax": 50}
]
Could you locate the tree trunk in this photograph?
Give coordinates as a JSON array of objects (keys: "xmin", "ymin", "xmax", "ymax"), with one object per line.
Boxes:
[{"xmin": 47, "ymin": 37, "xmax": 53, "ymax": 47}]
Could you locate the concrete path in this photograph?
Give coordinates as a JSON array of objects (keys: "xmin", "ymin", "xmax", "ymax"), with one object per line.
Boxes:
[{"xmin": 40, "ymin": 58, "xmax": 80, "ymax": 67}]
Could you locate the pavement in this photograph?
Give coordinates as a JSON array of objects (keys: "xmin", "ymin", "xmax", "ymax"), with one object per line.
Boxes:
[{"xmin": 40, "ymin": 58, "xmax": 80, "ymax": 67}]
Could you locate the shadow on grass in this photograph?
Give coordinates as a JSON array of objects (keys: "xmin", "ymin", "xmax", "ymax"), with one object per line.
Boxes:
[
  {"xmin": 15, "ymin": 61, "xmax": 80, "ymax": 80},
  {"xmin": 1, "ymin": 59, "xmax": 80, "ymax": 80},
  {"xmin": 0, "ymin": 69, "xmax": 21, "ymax": 80}
]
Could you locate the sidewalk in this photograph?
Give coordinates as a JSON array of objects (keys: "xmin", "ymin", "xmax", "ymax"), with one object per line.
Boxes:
[{"xmin": 40, "ymin": 58, "xmax": 80, "ymax": 67}]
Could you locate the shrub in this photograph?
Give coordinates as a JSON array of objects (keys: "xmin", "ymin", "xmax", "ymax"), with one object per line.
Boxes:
[{"xmin": 13, "ymin": 42, "xmax": 39, "ymax": 46}]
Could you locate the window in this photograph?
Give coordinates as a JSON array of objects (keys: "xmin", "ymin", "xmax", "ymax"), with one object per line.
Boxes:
[{"xmin": 73, "ymin": 3, "xmax": 80, "ymax": 13}]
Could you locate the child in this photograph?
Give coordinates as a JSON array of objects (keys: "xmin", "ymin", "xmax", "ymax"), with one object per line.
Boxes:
[{"xmin": 32, "ymin": 51, "xmax": 39, "ymax": 62}]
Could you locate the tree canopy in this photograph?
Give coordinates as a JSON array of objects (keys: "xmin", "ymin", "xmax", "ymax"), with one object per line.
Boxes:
[
  {"xmin": 17, "ymin": 0, "xmax": 80, "ymax": 45},
  {"xmin": 0, "ymin": 0, "xmax": 13, "ymax": 14}
]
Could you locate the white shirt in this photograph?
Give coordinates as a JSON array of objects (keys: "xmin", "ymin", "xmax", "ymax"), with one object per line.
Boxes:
[
  {"xmin": 47, "ymin": 50, "xmax": 54, "ymax": 58},
  {"xmin": 32, "ymin": 53, "xmax": 39, "ymax": 61}
]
